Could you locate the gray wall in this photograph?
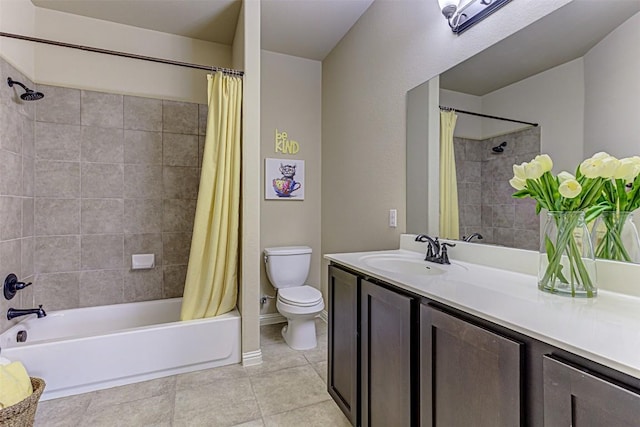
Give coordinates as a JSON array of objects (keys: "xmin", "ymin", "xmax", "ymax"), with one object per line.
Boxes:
[
  {"xmin": 456, "ymin": 127, "xmax": 540, "ymax": 249},
  {"xmin": 1, "ymin": 54, "xmax": 205, "ymax": 331}
]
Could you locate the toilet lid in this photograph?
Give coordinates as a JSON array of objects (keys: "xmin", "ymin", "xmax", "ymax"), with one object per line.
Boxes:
[{"xmin": 278, "ymin": 286, "xmax": 323, "ymax": 307}]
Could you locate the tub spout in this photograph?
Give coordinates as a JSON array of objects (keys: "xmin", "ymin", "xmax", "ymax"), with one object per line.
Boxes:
[{"xmin": 7, "ymin": 304, "xmax": 46, "ymax": 320}]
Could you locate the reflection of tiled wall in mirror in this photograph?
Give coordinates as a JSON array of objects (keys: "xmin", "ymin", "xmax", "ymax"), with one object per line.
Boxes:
[{"xmin": 455, "ymin": 126, "xmax": 540, "ymax": 250}]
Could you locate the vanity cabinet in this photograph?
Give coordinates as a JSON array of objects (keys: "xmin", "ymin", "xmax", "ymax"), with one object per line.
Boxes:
[
  {"xmin": 420, "ymin": 304, "xmax": 523, "ymax": 427},
  {"xmin": 361, "ymin": 279, "xmax": 415, "ymax": 427},
  {"xmin": 327, "ymin": 265, "xmax": 359, "ymax": 425},
  {"xmin": 543, "ymin": 356, "xmax": 640, "ymax": 426},
  {"xmin": 327, "ymin": 262, "xmax": 640, "ymax": 427}
]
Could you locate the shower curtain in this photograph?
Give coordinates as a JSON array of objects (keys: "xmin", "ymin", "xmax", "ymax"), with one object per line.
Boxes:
[
  {"xmin": 181, "ymin": 72, "xmax": 242, "ymax": 320},
  {"xmin": 439, "ymin": 110, "xmax": 460, "ymax": 240}
]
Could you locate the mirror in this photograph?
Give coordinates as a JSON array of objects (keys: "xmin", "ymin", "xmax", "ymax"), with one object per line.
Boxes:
[{"xmin": 407, "ymin": 1, "xmax": 640, "ymax": 257}]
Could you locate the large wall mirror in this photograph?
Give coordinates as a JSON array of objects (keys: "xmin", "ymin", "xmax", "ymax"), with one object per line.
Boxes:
[{"xmin": 407, "ymin": 1, "xmax": 640, "ymax": 258}]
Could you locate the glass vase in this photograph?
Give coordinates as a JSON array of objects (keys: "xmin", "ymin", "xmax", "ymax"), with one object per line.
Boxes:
[
  {"xmin": 592, "ymin": 211, "xmax": 640, "ymax": 263},
  {"xmin": 539, "ymin": 211, "xmax": 597, "ymax": 298}
]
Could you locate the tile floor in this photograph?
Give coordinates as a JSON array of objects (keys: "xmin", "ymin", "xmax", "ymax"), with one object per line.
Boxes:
[{"xmin": 34, "ymin": 319, "xmax": 349, "ymax": 427}]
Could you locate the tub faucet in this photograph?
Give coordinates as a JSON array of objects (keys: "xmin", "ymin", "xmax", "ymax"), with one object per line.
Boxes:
[
  {"xmin": 7, "ymin": 305, "xmax": 46, "ymax": 321},
  {"xmin": 462, "ymin": 233, "xmax": 484, "ymax": 242}
]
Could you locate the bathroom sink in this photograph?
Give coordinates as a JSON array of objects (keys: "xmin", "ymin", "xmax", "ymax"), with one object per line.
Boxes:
[{"xmin": 360, "ymin": 254, "xmax": 447, "ymax": 276}]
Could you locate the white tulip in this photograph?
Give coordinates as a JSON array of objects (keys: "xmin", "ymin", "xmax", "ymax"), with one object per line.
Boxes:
[
  {"xmin": 534, "ymin": 154, "xmax": 553, "ymax": 173},
  {"xmin": 557, "ymin": 171, "xmax": 575, "ymax": 183},
  {"xmin": 512, "ymin": 162, "xmax": 527, "ymax": 180},
  {"xmin": 524, "ymin": 159, "xmax": 544, "ymax": 180},
  {"xmin": 613, "ymin": 158, "xmax": 640, "ymax": 181},
  {"xmin": 580, "ymin": 153, "xmax": 618, "ymax": 178},
  {"xmin": 558, "ymin": 178, "xmax": 582, "ymax": 199},
  {"xmin": 509, "ymin": 176, "xmax": 526, "ymax": 191}
]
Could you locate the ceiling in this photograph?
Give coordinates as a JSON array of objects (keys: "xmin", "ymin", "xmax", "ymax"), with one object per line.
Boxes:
[
  {"xmin": 440, "ymin": 0, "xmax": 640, "ymax": 96},
  {"xmin": 31, "ymin": 0, "xmax": 374, "ymax": 61}
]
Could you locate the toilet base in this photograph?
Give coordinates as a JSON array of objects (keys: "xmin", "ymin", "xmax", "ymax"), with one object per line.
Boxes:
[{"xmin": 281, "ymin": 317, "xmax": 318, "ymax": 350}]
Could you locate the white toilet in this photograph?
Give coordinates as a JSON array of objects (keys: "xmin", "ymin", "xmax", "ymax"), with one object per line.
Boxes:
[{"xmin": 264, "ymin": 246, "xmax": 324, "ymax": 350}]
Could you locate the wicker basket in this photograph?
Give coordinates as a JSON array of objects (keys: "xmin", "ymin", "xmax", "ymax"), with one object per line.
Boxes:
[{"xmin": 0, "ymin": 377, "xmax": 46, "ymax": 427}]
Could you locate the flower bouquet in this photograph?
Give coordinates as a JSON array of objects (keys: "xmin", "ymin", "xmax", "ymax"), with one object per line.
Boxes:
[
  {"xmin": 586, "ymin": 153, "xmax": 640, "ymax": 262},
  {"xmin": 510, "ymin": 154, "xmax": 609, "ymax": 297}
]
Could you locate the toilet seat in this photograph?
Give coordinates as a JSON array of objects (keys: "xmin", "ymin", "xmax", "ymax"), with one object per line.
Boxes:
[{"xmin": 278, "ymin": 286, "xmax": 322, "ymax": 307}]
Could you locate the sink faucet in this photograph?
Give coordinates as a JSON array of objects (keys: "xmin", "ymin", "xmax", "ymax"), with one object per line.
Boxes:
[
  {"xmin": 7, "ymin": 305, "xmax": 46, "ymax": 321},
  {"xmin": 415, "ymin": 234, "xmax": 456, "ymax": 264},
  {"xmin": 462, "ymin": 233, "xmax": 483, "ymax": 242}
]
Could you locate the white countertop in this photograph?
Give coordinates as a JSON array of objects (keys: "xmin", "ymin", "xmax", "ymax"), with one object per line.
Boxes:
[{"xmin": 325, "ymin": 248, "xmax": 640, "ymax": 379}]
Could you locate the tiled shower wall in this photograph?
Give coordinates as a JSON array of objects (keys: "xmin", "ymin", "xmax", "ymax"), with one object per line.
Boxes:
[
  {"xmin": 1, "ymin": 56, "xmax": 207, "ymax": 330},
  {"xmin": 456, "ymin": 126, "xmax": 540, "ymax": 250},
  {"xmin": 0, "ymin": 60, "xmax": 36, "ymax": 332}
]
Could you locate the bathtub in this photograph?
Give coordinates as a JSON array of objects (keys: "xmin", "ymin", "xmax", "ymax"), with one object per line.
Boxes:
[{"xmin": 0, "ymin": 298, "xmax": 241, "ymax": 400}]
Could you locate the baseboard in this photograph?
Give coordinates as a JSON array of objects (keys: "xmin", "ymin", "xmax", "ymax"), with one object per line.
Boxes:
[
  {"xmin": 260, "ymin": 312, "xmax": 287, "ymax": 326},
  {"xmin": 319, "ymin": 309, "xmax": 328, "ymax": 323},
  {"xmin": 242, "ymin": 349, "xmax": 263, "ymax": 367}
]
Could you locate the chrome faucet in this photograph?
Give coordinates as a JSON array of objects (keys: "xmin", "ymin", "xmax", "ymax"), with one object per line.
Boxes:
[
  {"xmin": 415, "ymin": 234, "xmax": 456, "ymax": 264},
  {"xmin": 462, "ymin": 233, "xmax": 484, "ymax": 242},
  {"xmin": 7, "ymin": 305, "xmax": 46, "ymax": 321}
]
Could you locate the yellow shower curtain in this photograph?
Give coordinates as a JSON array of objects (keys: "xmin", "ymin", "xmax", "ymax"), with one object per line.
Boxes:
[
  {"xmin": 439, "ymin": 110, "xmax": 459, "ymax": 240},
  {"xmin": 181, "ymin": 72, "xmax": 242, "ymax": 320}
]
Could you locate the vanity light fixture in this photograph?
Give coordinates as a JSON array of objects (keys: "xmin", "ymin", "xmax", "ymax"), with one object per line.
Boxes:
[{"xmin": 437, "ymin": 0, "xmax": 512, "ymax": 34}]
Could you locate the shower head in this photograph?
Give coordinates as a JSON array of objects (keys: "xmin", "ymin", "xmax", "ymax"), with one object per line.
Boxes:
[
  {"xmin": 7, "ymin": 77, "xmax": 44, "ymax": 101},
  {"xmin": 492, "ymin": 141, "xmax": 507, "ymax": 154}
]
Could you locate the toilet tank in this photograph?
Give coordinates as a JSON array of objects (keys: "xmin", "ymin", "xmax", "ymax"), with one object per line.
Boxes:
[{"xmin": 264, "ymin": 246, "xmax": 312, "ymax": 289}]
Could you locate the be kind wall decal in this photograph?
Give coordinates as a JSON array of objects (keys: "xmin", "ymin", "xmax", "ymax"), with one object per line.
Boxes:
[{"xmin": 275, "ymin": 129, "xmax": 300, "ymax": 154}]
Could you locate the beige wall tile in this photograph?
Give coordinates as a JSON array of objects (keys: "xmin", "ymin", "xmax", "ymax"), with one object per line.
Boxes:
[
  {"xmin": 81, "ymin": 163, "xmax": 123, "ymax": 198},
  {"xmin": 35, "ymin": 198, "xmax": 80, "ymax": 236},
  {"xmin": 163, "ymin": 167, "xmax": 199, "ymax": 199},
  {"xmin": 34, "ymin": 272, "xmax": 80, "ymax": 310},
  {"xmin": 162, "ymin": 232, "xmax": 191, "ymax": 265},
  {"xmin": 124, "ymin": 130, "xmax": 162, "ymax": 164},
  {"xmin": 198, "ymin": 104, "xmax": 208, "ymax": 136},
  {"xmin": 162, "ymin": 100, "xmax": 198, "ymax": 135},
  {"xmin": 162, "ymin": 265, "xmax": 186, "ymax": 298},
  {"xmin": 0, "ymin": 196, "xmax": 22, "ymax": 240},
  {"xmin": 22, "ymin": 198, "xmax": 34, "ymax": 238},
  {"xmin": 35, "ymin": 235, "xmax": 79, "ymax": 273},
  {"xmin": 35, "ymin": 160, "xmax": 80, "ymax": 198},
  {"xmin": 162, "ymin": 133, "xmax": 198, "ymax": 167},
  {"xmin": 22, "ymin": 155, "xmax": 34, "ymax": 197},
  {"xmin": 0, "ymin": 150, "xmax": 22, "ymax": 196},
  {"xmin": 21, "ymin": 237, "xmax": 34, "ymax": 279},
  {"xmin": 0, "ymin": 106, "xmax": 22, "ymax": 154},
  {"xmin": 35, "ymin": 122, "xmax": 81, "ymax": 161},
  {"xmin": 22, "ymin": 114, "xmax": 35, "ymax": 159},
  {"xmin": 81, "ymin": 90, "xmax": 123, "ymax": 129},
  {"xmin": 124, "ymin": 164, "xmax": 162, "ymax": 199},
  {"xmin": 124, "ymin": 199, "xmax": 162, "ymax": 234},
  {"xmin": 81, "ymin": 127, "xmax": 124, "ymax": 163},
  {"xmin": 81, "ymin": 199, "xmax": 123, "ymax": 234},
  {"xmin": 0, "ymin": 239, "xmax": 22, "ymax": 281},
  {"xmin": 81, "ymin": 234, "xmax": 124, "ymax": 270},
  {"xmin": 35, "ymin": 84, "xmax": 81, "ymax": 125},
  {"xmin": 162, "ymin": 199, "xmax": 196, "ymax": 233},
  {"xmin": 124, "ymin": 96, "xmax": 162, "ymax": 132},
  {"xmin": 79, "ymin": 270, "xmax": 124, "ymax": 307},
  {"xmin": 124, "ymin": 268, "xmax": 163, "ymax": 302}
]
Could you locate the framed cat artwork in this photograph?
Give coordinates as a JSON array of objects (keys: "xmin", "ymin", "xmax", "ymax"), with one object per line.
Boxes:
[{"xmin": 265, "ymin": 158, "xmax": 305, "ymax": 200}]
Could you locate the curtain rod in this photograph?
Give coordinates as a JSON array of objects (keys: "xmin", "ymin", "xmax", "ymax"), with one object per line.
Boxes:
[
  {"xmin": 440, "ymin": 105, "xmax": 538, "ymax": 127},
  {"xmin": 0, "ymin": 32, "xmax": 244, "ymax": 77}
]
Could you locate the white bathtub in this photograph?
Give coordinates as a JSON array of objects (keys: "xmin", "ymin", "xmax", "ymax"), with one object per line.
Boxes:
[{"xmin": 0, "ymin": 298, "xmax": 241, "ymax": 400}]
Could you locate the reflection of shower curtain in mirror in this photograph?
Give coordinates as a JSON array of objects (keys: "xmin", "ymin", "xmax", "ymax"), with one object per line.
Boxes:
[
  {"xmin": 439, "ymin": 111, "xmax": 459, "ymax": 239},
  {"xmin": 181, "ymin": 72, "xmax": 242, "ymax": 320}
]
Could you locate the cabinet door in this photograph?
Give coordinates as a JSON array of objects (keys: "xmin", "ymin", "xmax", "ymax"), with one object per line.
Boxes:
[
  {"xmin": 328, "ymin": 266, "xmax": 359, "ymax": 425},
  {"xmin": 361, "ymin": 279, "xmax": 414, "ymax": 427},
  {"xmin": 421, "ymin": 304, "xmax": 523, "ymax": 427},
  {"xmin": 543, "ymin": 356, "xmax": 640, "ymax": 426}
]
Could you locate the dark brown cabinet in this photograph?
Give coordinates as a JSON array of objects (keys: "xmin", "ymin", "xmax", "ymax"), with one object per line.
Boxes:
[
  {"xmin": 361, "ymin": 279, "xmax": 415, "ymax": 427},
  {"xmin": 420, "ymin": 304, "xmax": 524, "ymax": 427},
  {"xmin": 543, "ymin": 356, "xmax": 640, "ymax": 426},
  {"xmin": 328, "ymin": 266, "xmax": 359, "ymax": 425},
  {"xmin": 327, "ymin": 262, "xmax": 640, "ymax": 427}
]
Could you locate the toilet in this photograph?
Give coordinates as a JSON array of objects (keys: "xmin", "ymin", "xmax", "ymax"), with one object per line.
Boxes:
[{"xmin": 264, "ymin": 246, "xmax": 324, "ymax": 350}]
